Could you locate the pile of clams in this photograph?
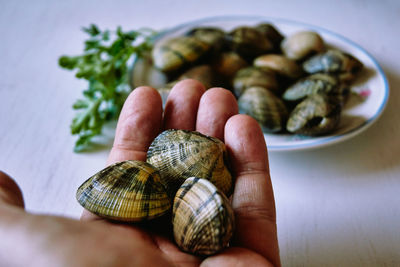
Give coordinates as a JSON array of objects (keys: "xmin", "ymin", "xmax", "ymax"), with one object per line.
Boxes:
[
  {"xmin": 144, "ymin": 23, "xmax": 363, "ymax": 136},
  {"xmin": 77, "ymin": 129, "xmax": 234, "ymax": 255}
]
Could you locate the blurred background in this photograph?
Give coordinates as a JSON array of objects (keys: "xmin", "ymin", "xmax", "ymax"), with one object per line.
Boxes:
[{"xmin": 1, "ymin": 0, "xmax": 399, "ymax": 266}]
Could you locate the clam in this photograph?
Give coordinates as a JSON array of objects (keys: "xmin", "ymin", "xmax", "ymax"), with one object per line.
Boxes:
[
  {"xmin": 254, "ymin": 54, "xmax": 303, "ymax": 79},
  {"xmin": 281, "ymin": 31, "xmax": 325, "ymax": 61},
  {"xmin": 185, "ymin": 27, "xmax": 227, "ymax": 53},
  {"xmin": 177, "ymin": 64, "xmax": 216, "ymax": 89},
  {"xmin": 229, "ymin": 26, "xmax": 274, "ymax": 59},
  {"xmin": 130, "ymin": 52, "xmax": 168, "ymax": 89},
  {"xmin": 172, "ymin": 177, "xmax": 235, "ymax": 255},
  {"xmin": 156, "ymin": 65, "xmax": 216, "ymax": 107},
  {"xmin": 302, "ymin": 49, "xmax": 363, "ymax": 82},
  {"xmin": 152, "ymin": 36, "xmax": 210, "ymax": 73},
  {"xmin": 255, "ymin": 23, "xmax": 284, "ymax": 51},
  {"xmin": 212, "ymin": 51, "xmax": 248, "ymax": 81},
  {"xmin": 76, "ymin": 160, "xmax": 171, "ymax": 222},
  {"xmin": 282, "ymin": 73, "xmax": 340, "ymax": 101},
  {"xmin": 286, "ymin": 93, "xmax": 342, "ymax": 135},
  {"xmin": 238, "ymin": 86, "xmax": 288, "ymax": 133},
  {"xmin": 233, "ymin": 66, "xmax": 278, "ymax": 98},
  {"xmin": 146, "ymin": 129, "xmax": 233, "ymax": 199}
]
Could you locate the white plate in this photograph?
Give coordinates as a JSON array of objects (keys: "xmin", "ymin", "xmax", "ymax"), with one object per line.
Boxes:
[{"xmin": 132, "ymin": 16, "xmax": 389, "ymax": 152}]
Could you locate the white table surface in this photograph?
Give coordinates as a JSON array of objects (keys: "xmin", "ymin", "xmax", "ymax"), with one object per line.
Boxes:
[{"xmin": 1, "ymin": 0, "xmax": 399, "ymax": 266}]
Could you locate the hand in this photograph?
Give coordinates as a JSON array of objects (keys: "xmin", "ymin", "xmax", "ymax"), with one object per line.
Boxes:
[{"xmin": 0, "ymin": 79, "xmax": 280, "ymax": 266}]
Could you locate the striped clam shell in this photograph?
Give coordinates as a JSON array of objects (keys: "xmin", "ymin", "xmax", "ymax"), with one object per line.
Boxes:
[
  {"xmin": 255, "ymin": 23, "xmax": 284, "ymax": 51},
  {"xmin": 229, "ymin": 26, "xmax": 274, "ymax": 59},
  {"xmin": 302, "ymin": 49, "xmax": 363, "ymax": 82},
  {"xmin": 172, "ymin": 177, "xmax": 235, "ymax": 255},
  {"xmin": 282, "ymin": 73, "xmax": 340, "ymax": 101},
  {"xmin": 177, "ymin": 64, "xmax": 215, "ymax": 89},
  {"xmin": 76, "ymin": 160, "xmax": 171, "ymax": 222},
  {"xmin": 238, "ymin": 86, "xmax": 288, "ymax": 133},
  {"xmin": 254, "ymin": 54, "xmax": 303, "ymax": 80},
  {"xmin": 212, "ymin": 51, "xmax": 248, "ymax": 80},
  {"xmin": 232, "ymin": 66, "xmax": 278, "ymax": 98},
  {"xmin": 286, "ymin": 93, "xmax": 342, "ymax": 135},
  {"xmin": 146, "ymin": 129, "xmax": 233, "ymax": 199},
  {"xmin": 151, "ymin": 36, "xmax": 210, "ymax": 73},
  {"xmin": 185, "ymin": 27, "xmax": 227, "ymax": 53}
]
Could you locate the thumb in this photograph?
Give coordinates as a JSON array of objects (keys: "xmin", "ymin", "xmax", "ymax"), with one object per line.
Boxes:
[{"xmin": 0, "ymin": 171, "xmax": 24, "ymax": 208}]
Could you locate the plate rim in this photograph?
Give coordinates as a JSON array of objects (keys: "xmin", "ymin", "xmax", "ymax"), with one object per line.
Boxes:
[{"xmin": 142, "ymin": 15, "xmax": 390, "ymax": 152}]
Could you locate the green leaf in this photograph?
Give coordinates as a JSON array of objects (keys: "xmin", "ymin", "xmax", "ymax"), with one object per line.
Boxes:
[
  {"xmin": 84, "ymin": 39, "xmax": 100, "ymax": 51},
  {"xmin": 59, "ymin": 24, "xmax": 157, "ymax": 152},
  {"xmin": 83, "ymin": 24, "xmax": 101, "ymax": 36},
  {"xmin": 73, "ymin": 133, "xmax": 96, "ymax": 152},
  {"xmin": 102, "ymin": 30, "xmax": 110, "ymax": 41},
  {"xmin": 72, "ymin": 99, "xmax": 89, "ymax": 109},
  {"xmin": 58, "ymin": 56, "xmax": 79, "ymax": 69}
]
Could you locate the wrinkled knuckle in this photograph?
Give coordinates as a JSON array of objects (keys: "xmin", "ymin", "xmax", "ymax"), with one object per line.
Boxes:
[
  {"xmin": 234, "ymin": 204, "xmax": 276, "ymax": 223},
  {"xmin": 236, "ymin": 164, "xmax": 269, "ymax": 177}
]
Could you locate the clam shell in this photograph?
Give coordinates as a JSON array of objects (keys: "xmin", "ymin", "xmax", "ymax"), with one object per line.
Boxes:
[
  {"xmin": 147, "ymin": 129, "xmax": 233, "ymax": 199},
  {"xmin": 255, "ymin": 23, "xmax": 284, "ymax": 51},
  {"xmin": 286, "ymin": 93, "xmax": 342, "ymax": 135},
  {"xmin": 76, "ymin": 160, "xmax": 171, "ymax": 222},
  {"xmin": 282, "ymin": 73, "xmax": 340, "ymax": 101},
  {"xmin": 233, "ymin": 66, "xmax": 278, "ymax": 98},
  {"xmin": 185, "ymin": 27, "xmax": 227, "ymax": 53},
  {"xmin": 172, "ymin": 177, "xmax": 235, "ymax": 255},
  {"xmin": 157, "ymin": 65, "xmax": 216, "ymax": 108},
  {"xmin": 238, "ymin": 86, "xmax": 288, "ymax": 133},
  {"xmin": 151, "ymin": 36, "xmax": 210, "ymax": 73},
  {"xmin": 178, "ymin": 64, "xmax": 215, "ymax": 89},
  {"xmin": 212, "ymin": 51, "xmax": 248, "ymax": 80},
  {"xmin": 229, "ymin": 26, "xmax": 274, "ymax": 59},
  {"xmin": 281, "ymin": 31, "xmax": 325, "ymax": 60},
  {"xmin": 302, "ymin": 49, "xmax": 363, "ymax": 82},
  {"xmin": 254, "ymin": 54, "xmax": 303, "ymax": 79}
]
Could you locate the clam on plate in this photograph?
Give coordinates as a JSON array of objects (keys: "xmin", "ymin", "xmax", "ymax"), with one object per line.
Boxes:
[{"xmin": 130, "ymin": 16, "xmax": 389, "ymax": 152}]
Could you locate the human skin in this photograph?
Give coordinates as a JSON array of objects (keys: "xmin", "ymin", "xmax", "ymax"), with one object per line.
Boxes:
[{"xmin": 0, "ymin": 79, "xmax": 280, "ymax": 267}]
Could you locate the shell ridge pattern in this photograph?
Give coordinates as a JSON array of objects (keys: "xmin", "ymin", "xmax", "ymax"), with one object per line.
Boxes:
[
  {"xmin": 182, "ymin": 178, "xmax": 223, "ymax": 253},
  {"xmin": 161, "ymin": 45, "xmax": 188, "ymax": 66},
  {"xmin": 148, "ymin": 129, "xmax": 231, "ymax": 197},
  {"xmin": 91, "ymin": 163, "xmax": 137, "ymax": 216},
  {"xmin": 77, "ymin": 160, "xmax": 171, "ymax": 221},
  {"xmin": 112, "ymin": 165, "xmax": 141, "ymax": 218},
  {"xmin": 173, "ymin": 177, "xmax": 200, "ymax": 249},
  {"xmin": 109, "ymin": 164, "xmax": 139, "ymax": 217}
]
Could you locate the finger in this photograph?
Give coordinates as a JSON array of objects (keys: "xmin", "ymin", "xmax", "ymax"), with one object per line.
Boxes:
[
  {"xmin": 107, "ymin": 86, "xmax": 163, "ymax": 165},
  {"xmin": 196, "ymin": 87, "xmax": 238, "ymax": 141},
  {"xmin": 200, "ymin": 247, "xmax": 274, "ymax": 267},
  {"xmin": 224, "ymin": 114, "xmax": 280, "ymax": 267},
  {"xmin": 163, "ymin": 79, "xmax": 206, "ymax": 131},
  {"xmin": 82, "ymin": 86, "xmax": 163, "ymax": 221},
  {"xmin": 0, "ymin": 171, "xmax": 24, "ymax": 209}
]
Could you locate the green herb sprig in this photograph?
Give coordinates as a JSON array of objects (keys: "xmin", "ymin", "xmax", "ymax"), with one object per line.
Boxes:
[{"xmin": 59, "ymin": 24, "xmax": 156, "ymax": 152}]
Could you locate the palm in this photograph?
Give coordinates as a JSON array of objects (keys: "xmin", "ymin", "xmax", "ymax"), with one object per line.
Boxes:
[{"xmin": 0, "ymin": 80, "xmax": 280, "ymax": 267}]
